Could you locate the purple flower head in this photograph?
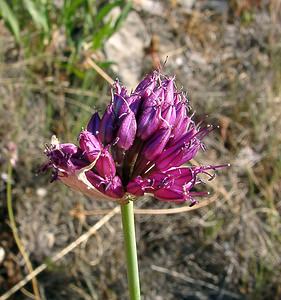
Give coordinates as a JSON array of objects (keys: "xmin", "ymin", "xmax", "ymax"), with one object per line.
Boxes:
[{"xmin": 43, "ymin": 71, "xmax": 228, "ymax": 204}]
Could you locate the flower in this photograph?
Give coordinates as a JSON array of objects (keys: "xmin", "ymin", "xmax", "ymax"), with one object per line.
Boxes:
[{"xmin": 43, "ymin": 71, "xmax": 228, "ymax": 205}]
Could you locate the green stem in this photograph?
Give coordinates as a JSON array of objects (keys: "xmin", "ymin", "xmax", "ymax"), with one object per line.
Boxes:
[{"xmin": 120, "ymin": 201, "xmax": 141, "ymax": 300}]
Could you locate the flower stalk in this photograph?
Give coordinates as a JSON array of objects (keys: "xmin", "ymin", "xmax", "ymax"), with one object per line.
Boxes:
[{"xmin": 120, "ymin": 201, "xmax": 141, "ymax": 300}]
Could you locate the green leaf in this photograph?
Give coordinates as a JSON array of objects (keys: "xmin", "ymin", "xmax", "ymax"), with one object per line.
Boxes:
[
  {"xmin": 94, "ymin": 1, "xmax": 122, "ymax": 26},
  {"xmin": 92, "ymin": 20, "xmax": 113, "ymax": 49},
  {"xmin": 0, "ymin": 0, "xmax": 20, "ymax": 42},
  {"xmin": 23, "ymin": 0, "xmax": 49, "ymax": 33},
  {"xmin": 92, "ymin": 1, "xmax": 132, "ymax": 49},
  {"xmin": 63, "ymin": 0, "xmax": 84, "ymax": 21},
  {"xmin": 113, "ymin": 1, "xmax": 131, "ymax": 33}
]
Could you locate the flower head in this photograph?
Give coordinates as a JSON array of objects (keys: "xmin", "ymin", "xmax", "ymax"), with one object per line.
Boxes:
[{"xmin": 43, "ymin": 71, "xmax": 228, "ymax": 205}]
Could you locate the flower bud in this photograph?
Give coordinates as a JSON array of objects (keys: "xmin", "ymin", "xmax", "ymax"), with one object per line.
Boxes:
[
  {"xmin": 126, "ymin": 176, "xmax": 146, "ymax": 196},
  {"xmin": 128, "ymin": 94, "xmax": 142, "ymax": 115},
  {"xmin": 117, "ymin": 111, "xmax": 137, "ymax": 150},
  {"xmin": 154, "ymin": 188, "xmax": 184, "ymax": 202},
  {"xmin": 161, "ymin": 105, "xmax": 176, "ymax": 127},
  {"xmin": 142, "ymin": 87, "xmax": 163, "ymax": 109},
  {"xmin": 113, "ymin": 92, "xmax": 128, "ymax": 117},
  {"xmin": 79, "ymin": 130, "xmax": 101, "ymax": 162},
  {"xmin": 163, "ymin": 78, "xmax": 174, "ymax": 106},
  {"xmin": 95, "ymin": 147, "xmax": 116, "ymax": 178},
  {"xmin": 175, "ymin": 102, "xmax": 187, "ymax": 125},
  {"xmin": 155, "ymin": 130, "xmax": 197, "ymax": 170},
  {"xmin": 99, "ymin": 105, "xmax": 116, "ymax": 144},
  {"xmin": 135, "ymin": 72, "xmax": 156, "ymax": 95},
  {"xmin": 137, "ymin": 106, "xmax": 161, "ymax": 140},
  {"xmin": 170, "ymin": 117, "xmax": 193, "ymax": 144},
  {"xmin": 59, "ymin": 143, "xmax": 79, "ymax": 155},
  {"xmin": 142, "ymin": 127, "xmax": 171, "ymax": 161},
  {"xmin": 44, "ymin": 142, "xmax": 89, "ymax": 184},
  {"xmin": 104, "ymin": 175, "xmax": 124, "ymax": 198}
]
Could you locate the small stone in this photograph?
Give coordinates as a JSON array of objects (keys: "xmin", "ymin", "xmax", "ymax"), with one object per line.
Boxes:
[
  {"xmin": 0, "ymin": 247, "xmax": 5, "ymax": 264},
  {"xmin": 36, "ymin": 188, "xmax": 47, "ymax": 198}
]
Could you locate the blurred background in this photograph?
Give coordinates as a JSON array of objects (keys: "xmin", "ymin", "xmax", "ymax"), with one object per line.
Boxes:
[{"xmin": 0, "ymin": 0, "xmax": 280, "ymax": 299}]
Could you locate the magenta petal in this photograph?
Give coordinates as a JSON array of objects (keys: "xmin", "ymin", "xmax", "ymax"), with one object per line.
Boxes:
[
  {"xmin": 149, "ymin": 167, "xmax": 194, "ymax": 189},
  {"xmin": 164, "ymin": 79, "xmax": 175, "ymax": 106},
  {"xmin": 174, "ymin": 93, "xmax": 187, "ymax": 106},
  {"xmin": 182, "ymin": 142, "xmax": 201, "ymax": 162},
  {"xmin": 86, "ymin": 172, "xmax": 123, "ymax": 199},
  {"xmin": 165, "ymin": 168, "xmax": 193, "ymax": 185},
  {"xmin": 59, "ymin": 143, "xmax": 79, "ymax": 155},
  {"xmin": 104, "ymin": 175, "xmax": 124, "ymax": 198},
  {"xmin": 79, "ymin": 130, "xmax": 101, "ymax": 161},
  {"xmin": 155, "ymin": 130, "xmax": 196, "ymax": 170},
  {"xmin": 117, "ymin": 111, "xmax": 137, "ymax": 150},
  {"xmin": 171, "ymin": 117, "xmax": 192, "ymax": 143},
  {"xmin": 128, "ymin": 94, "xmax": 142, "ymax": 115},
  {"xmin": 135, "ymin": 72, "xmax": 156, "ymax": 94},
  {"xmin": 126, "ymin": 176, "xmax": 146, "ymax": 196},
  {"xmin": 113, "ymin": 92, "xmax": 128, "ymax": 117},
  {"xmin": 99, "ymin": 105, "xmax": 116, "ymax": 144},
  {"xmin": 175, "ymin": 103, "xmax": 187, "ymax": 126},
  {"xmin": 142, "ymin": 127, "xmax": 171, "ymax": 161},
  {"xmin": 154, "ymin": 189, "xmax": 184, "ymax": 201},
  {"xmin": 46, "ymin": 143, "xmax": 87, "ymax": 173},
  {"xmin": 137, "ymin": 107, "xmax": 161, "ymax": 140},
  {"xmin": 157, "ymin": 142, "xmax": 200, "ymax": 171},
  {"xmin": 85, "ymin": 170, "xmax": 104, "ymax": 191},
  {"xmin": 161, "ymin": 105, "xmax": 176, "ymax": 127},
  {"xmin": 47, "ymin": 149, "xmax": 71, "ymax": 170},
  {"xmin": 95, "ymin": 148, "xmax": 116, "ymax": 178},
  {"xmin": 142, "ymin": 87, "xmax": 163, "ymax": 109},
  {"xmin": 114, "ymin": 81, "xmax": 128, "ymax": 97}
]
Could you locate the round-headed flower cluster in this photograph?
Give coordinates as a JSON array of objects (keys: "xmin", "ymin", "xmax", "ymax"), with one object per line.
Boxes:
[{"xmin": 43, "ymin": 71, "xmax": 226, "ymax": 205}]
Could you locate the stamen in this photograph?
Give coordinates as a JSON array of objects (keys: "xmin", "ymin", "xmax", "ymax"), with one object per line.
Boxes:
[{"xmin": 143, "ymin": 163, "xmax": 156, "ymax": 175}]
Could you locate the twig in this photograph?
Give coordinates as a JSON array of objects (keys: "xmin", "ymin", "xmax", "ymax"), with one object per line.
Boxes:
[
  {"xmin": 0, "ymin": 206, "xmax": 120, "ymax": 300},
  {"xmin": 6, "ymin": 162, "xmax": 41, "ymax": 300}
]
